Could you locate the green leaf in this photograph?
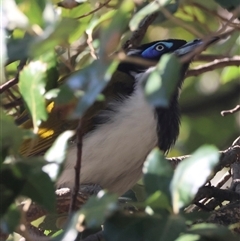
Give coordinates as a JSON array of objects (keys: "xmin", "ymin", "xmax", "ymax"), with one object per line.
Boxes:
[
  {"xmin": 143, "ymin": 148, "xmax": 173, "ymax": 200},
  {"xmin": 67, "ymin": 60, "xmax": 118, "ymax": 118},
  {"xmin": 44, "ymin": 130, "xmax": 75, "ymax": 181},
  {"xmin": 188, "ymin": 223, "xmax": 239, "ymax": 241},
  {"xmin": 79, "ymin": 191, "xmax": 118, "ymax": 228},
  {"xmin": 0, "ymin": 110, "xmax": 25, "ymax": 162},
  {"xmin": 0, "ymin": 160, "xmax": 55, "ymax": 215},
  {"xmin": 152, "ymin": 3, "xmax": 179, "ymax": 25},
  {"xmin": 158, "ymin": 215, "xmax": 187, "ymax": 241},
  {"xmin": 145, "ymin": 54, "xmax": 181, "ymax": 108},
  {"xmin": 21, "ymin": 166, "xmax": 56, "ymax": 212},
  {"xmin": 129, "ymin": 0, "xmax": 172, "ymax": 31},
  {"xmin": 86, "ymin": 10, "xmax": 116, "ymax": 35},
  {"xmin": 170, "ymin": 145, "xmax": 219, "ymax": 213},
  {"xmin": 175, "ymin": 234, "xmax": 200, "ymax": 241},
  {"xmin": 7, "ymin": 34, "xmax": 34, "ymax": 62},
  {"xmin": 64, "ymin": 3, "xmax": 92, "ymax": 43},
  {"xmin": 50, "ymin": 213, "xmax": 79, "ymax": 241},
  {"xmin": 16, "ymin": 0, "xmax": 47, "ymax": 27},
  {"xmin": 105, "ymin": 212, "xmax": 186, "ymax": 241},
  {"xmin": 19, "ymin": 53, "xmax": 57, "ymax": 133},
  {"xmin": 145, "ymin": 191, "xmax": 172, "ymax": 212},
  {"xmin": 0, "ymin": 204, "xmax": 20, "ymax": 234},
  {"xmin": 54, "ymin": 84, "xmax": 76, "ymax": 106},
  {"xmin": 0, "ymin": 166, "xmax": 25, "ymax": 216},
  {"xmin": 32, "ymin": 18, "xmax": 80, "ymax": 57}
]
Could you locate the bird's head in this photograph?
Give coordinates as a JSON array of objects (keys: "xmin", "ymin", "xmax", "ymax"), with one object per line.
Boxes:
[{"xmin": 118, "ymin": 37, "xmax": 218, "ymax": 77}]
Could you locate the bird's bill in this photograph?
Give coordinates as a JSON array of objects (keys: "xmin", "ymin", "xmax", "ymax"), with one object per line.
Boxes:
[{"xmin": 174, "ymin": 37, "xmax": 219, "ymax": 57}]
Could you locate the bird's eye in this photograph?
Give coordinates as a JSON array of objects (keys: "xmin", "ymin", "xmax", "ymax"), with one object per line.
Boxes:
[{"xmin": 155, "ymin": 44, "xmax": 164, "ymax": 51}]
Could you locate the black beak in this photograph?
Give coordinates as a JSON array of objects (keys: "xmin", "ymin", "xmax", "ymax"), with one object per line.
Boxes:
[{"xmin": 174, "ymin": 37, "xmax": 219, "ymax": 57}]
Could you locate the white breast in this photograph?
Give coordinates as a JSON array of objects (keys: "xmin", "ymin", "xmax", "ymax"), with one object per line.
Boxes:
[{"xmin": 57, "ymin": 87, "xmax": 158, "ymax": 195}]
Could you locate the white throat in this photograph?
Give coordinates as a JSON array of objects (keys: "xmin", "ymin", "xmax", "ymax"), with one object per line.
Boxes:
[{"xmin": 57, "ymin": 85, "xmax": 158, "ymax": 195}]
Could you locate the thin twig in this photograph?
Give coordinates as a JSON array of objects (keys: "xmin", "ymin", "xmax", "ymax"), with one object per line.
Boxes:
[
  {"xmin": 0, "ymin": 77, "xmax": 18, "ymax": 94},
  {"xmin": 69, "ymin": 119, "xmax": 83, "ymax": 213},
  {"xmin": 221, "ymin": 105, "xmax": 240, "ymax": 116},
  {"xmin": 75, "ymin": 0, "xmax": 112, "ymax": 19},
  {"xmin": 167, "ymin": 155, "xmax": 190, "ymax": 168},
  {"xmin": 186, "ymin": 56, "xmax": 240, "ymax": 77},
  {"xmin": 0, "ymin": 59, "xmax": 27, "ymax": 94},
  {"xmin": 195, "ymin": 54, "xmax": 230, "ymax": 62}
]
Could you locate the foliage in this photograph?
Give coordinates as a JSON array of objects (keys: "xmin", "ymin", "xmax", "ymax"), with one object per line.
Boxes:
[{"xmin": 1, "ymin": 0, "xmax": 239, "ymax": 240}]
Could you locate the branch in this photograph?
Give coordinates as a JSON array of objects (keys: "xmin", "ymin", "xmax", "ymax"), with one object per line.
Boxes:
[
  {"xmin": 186, "ymin": 56, "xmax": 240, "ymax": 77},
  {"xmin": 0, "ymin": 78, "xmax": 18, "ymax": 94},
  {"xmin": 231, "ymin": 162, "xmax": 240, "ymax": 194},
  {"xmin": 122, "ymin": 12, "xmax": 159, "ymax": 50},
  {"xmin": 195, "ymin": 54, "xmax": 230, "ymax": 62},
  {"xmin": 167, "ymin": 155, "xmax": 190, "ymax": 168},
  {"xmin": 221, "ymin": 105, "xmax": 240, "ymax": 116},
  {"xmin": 2, "ymin": 97, "xmax": 23, "ymax": 109},
  {"xmin": 207, "ymin": 200, "xmax": 240, "ymax": 234},
  {"xmin": 0, "ymin": 59, "xmax": 27, "ymax": 94},
  {"xmin": 75, "ymin": 0, "xmax": 112, "ymax": 19},
  {"xmin": 230, "ymin": 137, "xmax": 240, "ymax": 194},
  {"xmin": 214, "ymin": 144, "xmax": 240, "ymax": 174},
  {"xmin": 194, "ymin": 186, "xmax": 240, "ymax": 204},
  {"xmin": 69, "ymin": 119, "xmax": 83, "ymax": 213}
]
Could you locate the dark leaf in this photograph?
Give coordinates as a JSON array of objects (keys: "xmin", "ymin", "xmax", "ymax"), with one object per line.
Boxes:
[
  {"xmin": 188, "ymin": 223, "xmax": 239, "ymax": 241},
  {"xmin": 0, "ymin": 110, "xmax": 25, "ymax": 161},
  {"xmin": 0, "ymin": 204, "xmax": 20, "ymax": 233},
  {"xmin": 143, "ymin": 148, "xmax": 173, "ymax": 200},
  {"xmin": 104, "ymin": 212, "xmax": 186, "ymax": 241},
  {"xmin": 67, "ymin": 61, "xmax": 118, "ymax": 118},
  {"xmin": 7, "ymin": 34, "xmax": 34, "ymax": 62},
  {"xmin": 0, "ymin": 160, "xmax": 55, "ymax": 216},
  {"xmin": 32, "ymin": 18, "xmax": 80, "ymax": 57},
  {"xmin": 79, "ymin": 191, "xmax": 118, "ymax": 229}
]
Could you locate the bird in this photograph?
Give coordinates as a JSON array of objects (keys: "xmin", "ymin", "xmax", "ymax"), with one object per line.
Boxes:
[
  {"xmin": 19, "ymin": 37, "xmax": 218, "ymax": 196},
  {"xmin": 55, "ymin": 37, "xmax": 218, "ymax": 195}
]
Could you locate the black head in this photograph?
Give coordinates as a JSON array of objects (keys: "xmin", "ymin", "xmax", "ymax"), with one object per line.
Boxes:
[
  {"xmin": 118, "ymin": 39, "xmax": 187, "ymax": 74},
  {"xmin": 118, "ymin": 38, "xmax": 218, "ymax": 76}
]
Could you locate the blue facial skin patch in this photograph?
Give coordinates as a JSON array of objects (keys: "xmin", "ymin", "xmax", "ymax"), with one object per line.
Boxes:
[{"xmin": 141, "ymin": 42, "xmax": 174, "ymax": 59}]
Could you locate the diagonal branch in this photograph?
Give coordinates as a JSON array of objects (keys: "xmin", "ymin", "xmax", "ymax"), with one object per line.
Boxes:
[
  {"xmin": 186, "ymin": 56, "xmax": 240, "ymax": 77},
  {"xmin": 221, "ymin": 105, "xmax": 240, "ymax": 116}
]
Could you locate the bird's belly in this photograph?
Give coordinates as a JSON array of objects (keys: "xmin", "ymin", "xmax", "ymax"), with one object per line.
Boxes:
[{"xmin": 57, "ymin": 89, "xmax": 158, "ymax": 195}]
